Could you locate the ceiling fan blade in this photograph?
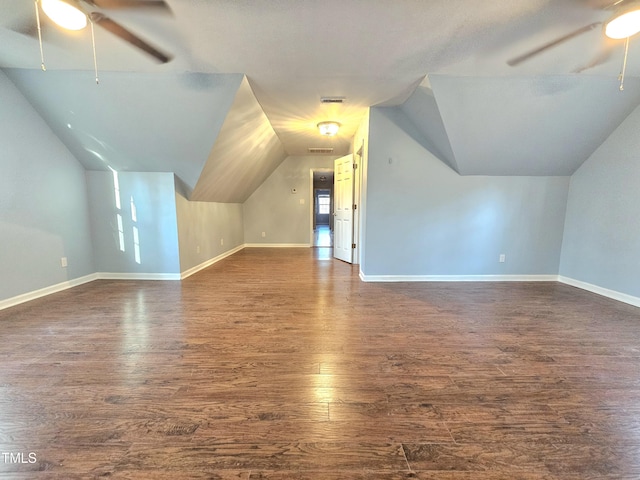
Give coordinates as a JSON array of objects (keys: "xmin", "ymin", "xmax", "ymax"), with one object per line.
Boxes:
[
  {"xmin": 587, "ymin": 0, "xmax": 628, "ymax": 9},
  {"xmin": 89, "ymin": 12, "xmax": 172, "ymax": 63},
  {"xmin": 83, "ymin": 0, "xmax": 170, "ymax": 11},
  {"xmin": 507, "ymin": 22, "xmax": 601, "ymax": 66}
]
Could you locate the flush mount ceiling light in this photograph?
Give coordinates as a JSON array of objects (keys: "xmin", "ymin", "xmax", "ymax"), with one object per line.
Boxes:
[
  {"xmin": 317, "ymin": 121, "xmax": 340, "ymax": 137},
  {"xmin": 41, "ymin": 0, "xmax": 87, "ymax": 30},
  {"xmin": 605, "ymin": 4, "xmax": 640, "ymax": 39}
]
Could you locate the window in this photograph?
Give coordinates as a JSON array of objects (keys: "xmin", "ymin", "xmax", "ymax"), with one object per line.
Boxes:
[{"xmin": 318, "ymin": 195, "xmax": 330, "ymax": 214}]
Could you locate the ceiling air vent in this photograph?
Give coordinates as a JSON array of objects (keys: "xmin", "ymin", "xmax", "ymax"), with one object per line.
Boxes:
[
  {"xmin": 320, "ymin": 96, "xmax": 345, "ymax": 104},
  {"xmin": 308, "ymin": 147, "xmax": 334, "ymax": 154}
]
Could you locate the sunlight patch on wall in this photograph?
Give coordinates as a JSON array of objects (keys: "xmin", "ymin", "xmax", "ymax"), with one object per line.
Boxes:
[
  {"xmin": 133, "ymin": 226, "xmax": 141, "ymax": 264},
  {"xmin": 130, "ymin": 196, "xmax": 137, "ymax": 222},
  {"xmin": 116, "ymin": 213, "xmax": 125, "ymax": 252},
  {"xmin": 110, "ymin": 167, "xmax": 121, "ymax": 210},
  {"xmin": 131, "ymin": 196, "xmax": 141, "ymax": 264},
  {"xmin": 109, "ymin": 166, "xmax": 126, "ymax": 252}
]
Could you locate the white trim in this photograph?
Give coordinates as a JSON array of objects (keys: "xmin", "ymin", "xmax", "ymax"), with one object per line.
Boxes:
[
  {"xmin": 96, "ymin": 272, "xmax": 182, "ymax": 281},
  {"xmin": 0, "ymin": 273, "xmax": 98, "ymax": 311},
  {"xmin": 4, "ymin": 261, "xmax": 638, "ymax": 312},
  {"xmin": 1, "ymin": 245, "xmax": 249, "ymax": 310},
  {"xmin": 559, "ymin": 276, "xmax": 640, "ymax": 308},
  {"xmin": 244, "ymin": 243, "xmax": 310, "ymax": 248},
  {"xmin": 359, "ymin": 272, "xmax": 559, "ymax": 283},
  {"xmin": 180, "ymin": 244, "xmax": 245, "ymax": 279}
]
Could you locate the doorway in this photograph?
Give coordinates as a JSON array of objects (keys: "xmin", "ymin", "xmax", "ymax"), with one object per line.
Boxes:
[
  {"xmin": 310, "ymin": 170, "xmax": 334, "ymax": 247},
  {"xmin": 314, "ymin": 189, "xmax": 332, "ymax": 247}
]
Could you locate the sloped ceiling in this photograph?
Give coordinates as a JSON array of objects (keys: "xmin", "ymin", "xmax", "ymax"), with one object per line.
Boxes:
[
  {"xmin": 191, "ymin": 77, "xmax": 287, "ymax": 203},
  {"xmin": 400, "ymin": 77, "xmax": 458, "ymax": 172},
  {"xmin": 4, "ymin": 1, "xmax": 640, "ymax": 181},
  {"xmin": 5, "ymin": 69, "xmax": 243, "ymax": 188},
  {"xmin": 401, "ymin": 74, "xmax": 640, "ymax": 176}
]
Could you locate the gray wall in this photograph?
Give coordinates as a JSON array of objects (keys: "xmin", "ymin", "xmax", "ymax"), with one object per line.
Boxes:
[
  {"xmin": 362, "ymin": 107, "xmax": 570, "ymax": 277},
  {"xmin": 243, "ymin": 155, "xmax": 337, "ymax": 245},
  {"xmin": 5, "ymin": 61, "xmax": 636, "ymax": 306},
  {"xmin": 0, "ymin": 70, "xmax": 94, "ymax": 302},
  {"xmin": 86, "ymin": 171, "xmax": 180, "ymax": 275},
  {"xmin": 560, "ymin": 104, "xmax": 640, "ymax": 298},
  {"xmin": 175, "ymin": 188, "xmax": 244, "ymax": 273}
]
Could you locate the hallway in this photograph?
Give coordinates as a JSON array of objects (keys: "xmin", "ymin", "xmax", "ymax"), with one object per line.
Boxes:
[{"xmin": 313, "ymin": 224, "xmax": 333, "ymax": 247}]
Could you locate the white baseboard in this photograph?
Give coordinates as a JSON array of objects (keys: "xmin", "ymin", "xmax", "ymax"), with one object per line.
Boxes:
[
  {"xmin": 359, "ymin": 272, "xmax": 639, "ymax": 309},
  {"xmin": 96, "ymin": 272, "xmax": 182, "ymax": 281},
  {"xmin": 0, "ymin": 273, "xmax": 98, "ymax": 311},
  {"xmin": 0, "ymin": 245, "xmax": 250, "ymax": 310},
  {"xmin": 359, "ymin": 272, "xmax": 559, "ymax": 283},
  {"xmin": 181, "ymin": 244, "xmax": 245, "ymax": 279},
  {"xmin": 6, "ymin": 257, "xmax": 636, "ymax": 313},
  {"xmin": 559, "ymin": 276, "xmax": 640, "ymax": 308},
  {"xmin": 244, "ymin": 243, "xmax": 310, "ymax": 248}
]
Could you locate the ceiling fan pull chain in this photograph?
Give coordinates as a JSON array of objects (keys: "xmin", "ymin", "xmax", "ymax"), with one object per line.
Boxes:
[
  {"xmin": 34, "ymin": 0, "xmax": 46, "ymax": 71},
  {"xmin": 90, "ymin": 19, "xmax": 99, "ymax": 85},
  {"xmin": 619, "ymin": 36, "xmax": 630, "ymax": 91}
]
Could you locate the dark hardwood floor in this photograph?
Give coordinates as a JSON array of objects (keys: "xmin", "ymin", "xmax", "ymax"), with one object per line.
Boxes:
[{"xmin": 1, "ymin": 247, "xmax": 640, "ymax": 479}]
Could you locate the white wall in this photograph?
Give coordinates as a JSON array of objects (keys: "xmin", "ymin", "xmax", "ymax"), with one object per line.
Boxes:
[
  {"xmin": 0, "ymin": 70, "xmax": 94, "ymax": 304},
  {"xmin": 560, "ymin": 103, "xmax": 640, "ymax": 299},
  {"xmin": 361, "ymin": 107, "xmax": 570, "ymax": 278},
  {"xmin": 243, "ymin": 155, "xmax": 337, "ymax": 245},
  {"xmin": 86, "ymin": 171, "xmax": 180, "ymax": 276}
]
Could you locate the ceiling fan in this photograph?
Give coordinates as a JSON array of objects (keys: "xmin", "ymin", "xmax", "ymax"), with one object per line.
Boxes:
[
  {"xmin": 26, "ymin": 0, "xmax": 172, "ymax": 64},
  {"xmin": 507, "ymin": 0, "xmax": 640, "ymax": 70}
]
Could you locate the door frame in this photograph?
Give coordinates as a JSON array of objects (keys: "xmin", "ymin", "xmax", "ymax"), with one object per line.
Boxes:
[
  {"xmin": 309, "ymin": 157, "xmax": 362, "ymax": 263},
  {"xmin": 309, "ymin": 167, "xmax": 334, "ymax": 246}
]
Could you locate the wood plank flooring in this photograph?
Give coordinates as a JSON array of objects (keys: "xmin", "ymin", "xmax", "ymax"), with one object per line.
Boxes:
[{"xmin": 1, "ymin": 247, "xmax": 640, "ymax": 478}]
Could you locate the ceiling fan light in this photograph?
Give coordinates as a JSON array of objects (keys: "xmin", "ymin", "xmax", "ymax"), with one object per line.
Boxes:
[
  {"xmin": 317, "ymin": 121, "xmax": 340, "ymax": 136},
  {"xmin": 41, "ymin": 0, "xmax": 87, "ymax": 30},
  {"xmin": 605, "ymin": 9, "xmax": 640, "ymax": 39}
]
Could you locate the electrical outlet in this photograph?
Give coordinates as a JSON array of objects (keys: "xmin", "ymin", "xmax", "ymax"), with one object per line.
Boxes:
[
  {"xmin": 299, "ymin": 198, "xmax": 305, "ymax": 205},
  {"xmin": 61, "ymin": 257, "xmax": 68, "ymax": 268},
  {"xmin": 261, "ymin": 231, "xmax": 266, "ymax": 238},
  {"xmin": 220, "ymin": 238, "xmax": 224, "ymax": 246},
  {"xmin": 499, "ymin": 254, "xmax": 506, "ymax": 263},
  {"xmin": 196, "ymin": 245, "xmax": 200, "ymax": 253}
]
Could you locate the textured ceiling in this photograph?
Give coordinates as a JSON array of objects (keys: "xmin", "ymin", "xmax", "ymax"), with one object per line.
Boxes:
[{"xmin": 3, "ymin": 0, "xmax": 640, "ymax": 187}]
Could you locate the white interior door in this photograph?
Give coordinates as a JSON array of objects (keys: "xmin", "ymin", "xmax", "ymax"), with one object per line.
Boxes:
[{"xmin": 333, "ymin": 154, "xmax": 354, "ymax": 263}]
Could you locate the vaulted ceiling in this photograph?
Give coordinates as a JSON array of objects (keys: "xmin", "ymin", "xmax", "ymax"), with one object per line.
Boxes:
[
  {"xmin": 3, "ymin": 0, "xmax": 640, "ymax": 199},
  {"xmin": 402, "ymin": 74, "xmax": 640, "ymax": 175}
]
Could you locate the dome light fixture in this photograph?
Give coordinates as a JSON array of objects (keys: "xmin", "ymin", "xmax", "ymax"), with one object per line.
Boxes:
[
  {"xmin": 317, "ymin": 121, "xmax": 340, "ymax": 137},
  {"xmin": 605, "ymin": 4, "xmax": 640, "ymax": 39},
  {"xmin": 41, "ymin": 0, "xmax": 87, "ymax": 31}
]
